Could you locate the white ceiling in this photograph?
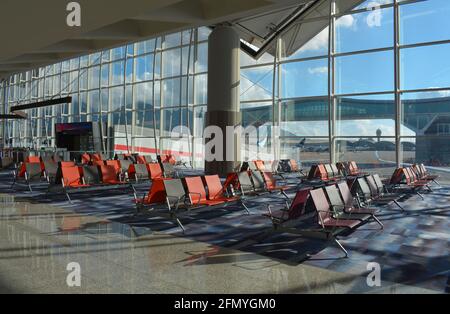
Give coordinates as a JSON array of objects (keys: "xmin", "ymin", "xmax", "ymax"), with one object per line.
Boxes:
[{"xmin": 0, "ymin": 0, "xmax": 307, "ymax": 79}]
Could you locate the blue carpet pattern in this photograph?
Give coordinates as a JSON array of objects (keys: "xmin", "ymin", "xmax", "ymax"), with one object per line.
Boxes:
[{"xmin": 0, "ymin": 169, "xmax": 448, "ymax": 292}]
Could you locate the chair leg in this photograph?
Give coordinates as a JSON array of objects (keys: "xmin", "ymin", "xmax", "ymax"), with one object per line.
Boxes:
[
  {"xmin": 28, "ymin": 182, "xmax": 33, "ymax": 193},
  {"xmin": 333, "ymin": 238, "xmax": 348, "ymax": 258},
  {"xmin": 65, "ymin": 191, "xmax": 72, "ymax": 204},
  {"xmin": 173, "ymin": 215, "xmax": 185, "ymax": 233},
  {"xmin": 281, "ymin": 189, "xmax": 289, "ymax": 200},
  {"xmin": 10, "ymin": 177, "xmax": 16, "ymax": 189},
  {"xmin": 393, "ymin": 200, "xmax": 405, "ymax": 212},
  {"xmin": 372, "ymin": 215, "xmax": 384, "ymax": 229},
  {"xmin": 240, "ymin": 199, "xmax": 251, "ymax": 215},
  {"xmin": 415, "ymin": 191, "xmax": 424, "ymax": 200},
  {"xmin": 432, "ymin": 179, "xmax": 440, "ymax": 186},
  {"xmin": 130, "ymin": 184, "xmax": 137, "ymax": 200}
]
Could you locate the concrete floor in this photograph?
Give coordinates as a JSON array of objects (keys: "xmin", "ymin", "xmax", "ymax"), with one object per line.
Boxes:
[{"xmin": 0, "ymin": 194, "xmax": 438, "ymax": 294}]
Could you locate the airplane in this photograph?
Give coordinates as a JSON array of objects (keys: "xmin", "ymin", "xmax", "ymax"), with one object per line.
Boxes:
[{"xmin": 293, "ymin": 138, "xmax": 306, "ymax": 149}]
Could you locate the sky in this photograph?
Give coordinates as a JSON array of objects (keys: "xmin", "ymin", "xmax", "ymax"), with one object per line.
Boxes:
[
  {"xmin": 240, "ymin": 0, "xmax": 450, "ymax": 139},
  {"xmin": 33, "ymin": 0, "xmax": 450, "ymax": 141}
]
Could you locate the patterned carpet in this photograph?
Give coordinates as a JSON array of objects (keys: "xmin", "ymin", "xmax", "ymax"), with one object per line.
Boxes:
[{"xmin": 1, "ymin": 169, "xmax": 449, "ymax": 293}]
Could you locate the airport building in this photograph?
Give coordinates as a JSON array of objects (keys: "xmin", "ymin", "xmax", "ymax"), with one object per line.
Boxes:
[{"xmin": 0, "ymin": 0, "xmax": 449, "ymax": 294}]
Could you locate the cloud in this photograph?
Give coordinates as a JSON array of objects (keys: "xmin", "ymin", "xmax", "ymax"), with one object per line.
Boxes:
[
  {"xmin": 437, "ymin": 90, "xmax": 450, "ymax": 97},
  {"xmin": 299, "ymin": 28, "xmax": 329, "ymax": 53},
  {"xmin": 336, "ymin": 15, "xmax": 356, "ymax": 29},
  {"xmin": 240, "ymin": 75, "xmax": 272, "ymax": 101},
  {"xmin": 240, "ymin": 68, "xmax": 273, "ymax": 101},
  {"xmin": 308, "ymin": 66, "xmax": 328, "ymax": 75},
  {"xmin": 280, "ymin": 119, "xmax": 416, "ymax": 137},
  {"xmin": 404, "ymin": 88, "xmax": 450, "ymax": 100}
]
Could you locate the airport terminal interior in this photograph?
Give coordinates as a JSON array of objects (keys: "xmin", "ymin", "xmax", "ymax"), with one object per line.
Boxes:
[{"xmin": 0, "ymin": 0, "xmax": 449, "ymax": 294}]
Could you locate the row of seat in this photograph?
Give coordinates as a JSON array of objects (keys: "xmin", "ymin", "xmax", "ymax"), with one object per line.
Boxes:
[
  {"xmin": 12, "ymin": 158, "xmax": 178, "ymax": 194},
  {"xmin": 264, "ymin": 180, "xmax": 383, "ymax": 257},
  {"xmin": 242, "ymin": 159, "xmax": 304, "ymax": 176},
  {"xmin": 388, "ymin": 165, "xmax": 436, "ymax": 199},
  {"xmin": 134, "ymin": 168, "xmax": 293, "ymax": 231},
  {"xmin": 351, "ymin": 174, "xmax": 405, "ymax": 211},
  {"xmin": 307, "ymin": 163, "xmax": 342, "ymax": 182},
  {"xmin": 336, "ymin": 161, "xmax": 367, "ymax": 177},
  {"xmin": 135, "ymin": 175, "xmax": 241, "ymax": 231},
  {"xmin": 115, "ymin": 152, "xmax": 189, "ymax": 167}
]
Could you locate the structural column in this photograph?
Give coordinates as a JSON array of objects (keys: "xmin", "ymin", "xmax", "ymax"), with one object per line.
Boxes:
[{"xmin": 205, "ymin": 25, "xmax": 241, "ymax": 176}]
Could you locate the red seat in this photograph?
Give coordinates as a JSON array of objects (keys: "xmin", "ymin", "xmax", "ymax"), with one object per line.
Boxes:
[
  {"xmin": 290, "ymin": 159, "xmax": 300, "ymax": 172},
  {"xmin": 254, "ymin": 160, "xmax": 266, "ymax": 172},
  {"xmin": 348, "ymin": 161, "xmax": 366, "ymax": 176},
  {"xmin": 264, "ymin": 188, "xmax": 310, "ymax": 224},
  {"xmin": 90, "ymin": 160, "xmax": 103, "ymax": 166},
  {"xmin": 418, "ymin": 164, "xmax": 439, "ymax": 180},
  {"xmin": 136, "ymin": 178, "xmax": 172, "ymax": 205},
  {"xmin": 147, "ymin": 163, "xmax": 163, "ymax": 180},
  {"xmin": 16, "ymin": 162, "xmax": 42, "ymax": 178},
  {"xmin": 26, "ymin": 156, "xmax": 40, "ymax": 163},
  {"xmin": 223, "ymin": 172, "xmax": 240, "ymax": 191},
  {"xmin": 61, "ymin": 166, "xmax": 89, "ymax": 188},
  {"xmin": 185, "ymin": 176, "xmax": 224, "ymax": 206},
  {"xmin": 203, "ymin": 175, "xmax": 239, "ymax": 202},
  {"xmin": 17, "ymin": 163, "xmax": 27, "ymax": 177},
  {"xmin": 310, "ymin": 188, "xmax": 360, "ymax": 230},
  {"xmin": 136, "ymin": 155, "xmax": 147, "ymax": 164},
  {"xmin": 99, "ymin": 165, "xmax": 122, "ymax": 184},
  {"xmin": 389, "ymin": 168, "xmax": 404, "ymax": 185},
  {"xmin": 90, "ymin": 153, "xmax": 102, "ymax": 162},
  {"xmin": 403, "ymin": 168, "xmax": 428, "ymax": 187},
  {"xmin": 105, "ymin": 160, "xmax": 121, "ymax": 174},
  {"xmin": 337, "ymin": 181, "xmax": 377, "ymax": 215},
  {"xmin": 162, "ymin": 154, "xmax": 177, "ymax": 165},
  {"xmin": 262, "ymin": 172, "xmax": 288, "ymax": 192},
  {"xmin": 60, "ymin": 161, "xmax": 76, "ymax": 168},
  {"xmin": 81, "ymin": 153, "xmax": 91, "ymax": 164},
  {"xmin": 286, "ymin": 189, "xmax": 310, "ymax": 220},
  {"xmin": 317, "ymin": 164, "xmax": 329, "ymax": 181}
]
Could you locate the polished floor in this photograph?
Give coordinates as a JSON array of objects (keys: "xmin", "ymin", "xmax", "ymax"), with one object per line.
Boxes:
[{"xmin": 0, "ymin": 170, "xmax": 448, "ymax": 294}]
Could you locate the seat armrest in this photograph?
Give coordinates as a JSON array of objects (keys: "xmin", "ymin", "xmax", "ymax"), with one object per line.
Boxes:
[{"xmin": 187, "ymin": 192, "xmax": 202, "ymax": 205}]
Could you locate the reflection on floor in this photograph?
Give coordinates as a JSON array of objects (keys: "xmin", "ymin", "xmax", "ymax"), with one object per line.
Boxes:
[{"xmin": 0, "ymin": 169, "xmax": 448, "ymax": 293}]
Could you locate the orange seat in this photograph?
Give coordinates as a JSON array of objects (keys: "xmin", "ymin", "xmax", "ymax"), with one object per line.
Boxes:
[
  {"xmin": 137, "ymin": 178, "xmax": 172, "ymax": 205},
  {"xmin": 203, "ymin": 175, "xmax": 239, "ymax": 202},
  {"xmin": 223, "ymin": 172, "xmax": 240, "ymax": 191},
  {"xmin": 61, "ymin": 166, "xmax": 89, "ymax": 188},
  {"xmin": 290, "ymin": 159, "xmax": 300, "ymax": 172},
  {"xmin": 81, "ymin": 153, "xmax": 91, "ymax": 164},
  {"xmin": 90, "ymin": 160, "xmax": 103, "ymax": 166},
  {"xmin": 26, "ymin": 156, "xmax": 44, "ymax": 171},
  {"xmin": 99, "ymin": 165, "xmax": 122, "ymax": 184},
  {"xmin": 90, "ymin": 153, "xmax": 102, "ymax": 162},
  {"xmin": 349, "ymin": 161, "xmax": 365, "ymax": 176},
  {"xmin": 26, "ymin": 156, "xmax": 40, "ymax": 163},
  {"xmin": 317, "ymin": 164, "xmax": 329, "ymax": 180},
  {"xmin": 254, "ymin": 160, "xmax": 266, "ymax": 171},
  {"xmin": 17, "ymin": 162, "xmax": 42, "ymax": 178},
  {"xmin": 105, "ymin": 160, "xmax": 121, "ymax": 174},
  {"xmin": 168, "ymin": 155, "xmax": 177, "ymax": 165},
  {"xmin": 17, "ymin": 163, "xmax": 27, "ymax": 177},
  {"xmin": 60, "ymin": 161, "xmax": 76, "ymax": 168},
  {"xmin": 185, "ymin": 176, "xmax": 224, "ymax": 206},
  {"xmin": 136, "ymin": 155, "xmax": 147, "ymax": 164},
  {"xmin": 389, "ymin": 168, "xmax": 404, "ymax": 185},
  {"xmin": 147, "ymin": 163, "xmax": 163, "ymax": 180},
  {"xmin": 262, "ymin": 172, "xmax": 288, "ymax": 191}
]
